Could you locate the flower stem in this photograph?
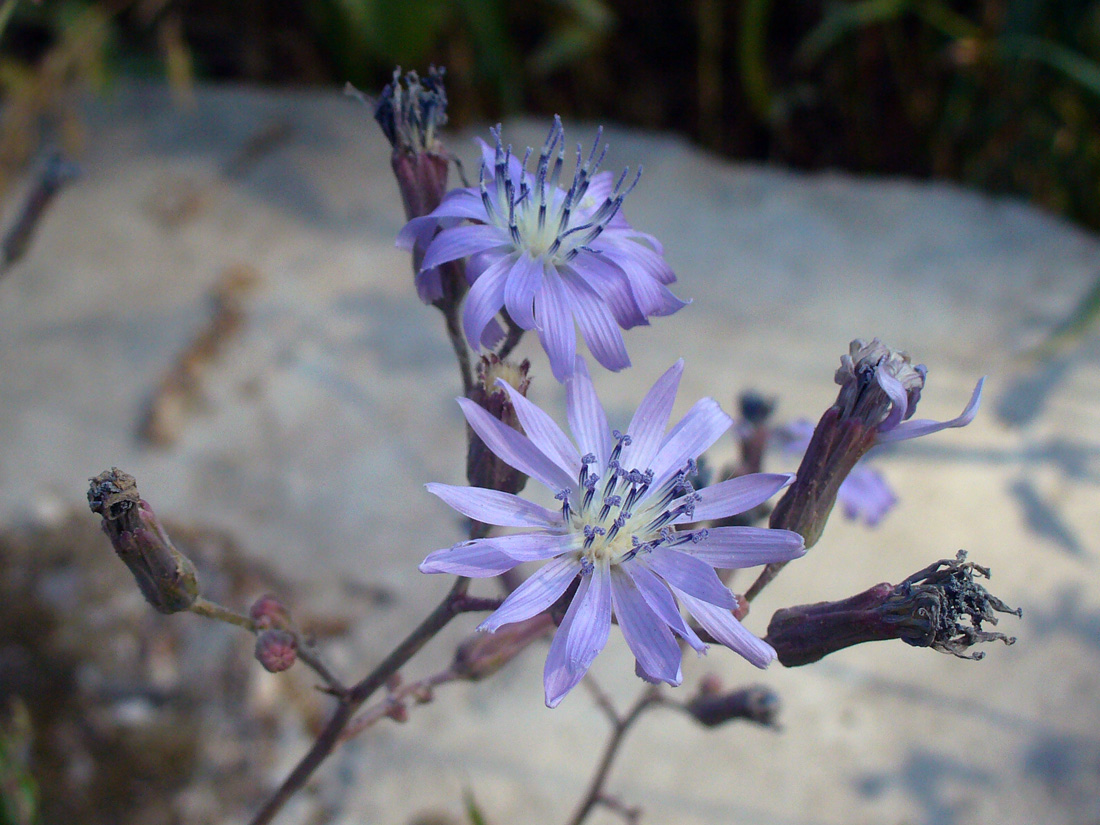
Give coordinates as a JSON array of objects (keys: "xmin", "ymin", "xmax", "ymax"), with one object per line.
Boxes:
[
  {"xmin": 565, "ymin": 686, "xmax": 662, "ymax": 825},
  {"xmin": 247, "ymin": 576, "xmax": 470, "ymax": 825},
  {"xmin": 189, "ymin": 597, "xmax": 348, "ymax": 694}
]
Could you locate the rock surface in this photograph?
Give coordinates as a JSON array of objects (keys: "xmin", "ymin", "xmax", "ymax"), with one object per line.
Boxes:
[{"xmin": 0, "ymin": 82, "xmax": 1098, "ymax": 825}]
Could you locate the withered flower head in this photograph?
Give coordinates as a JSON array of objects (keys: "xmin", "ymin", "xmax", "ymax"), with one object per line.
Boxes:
[{"xmin": 88, "ymin": 468, "xmax": 199, "ymax": 614}]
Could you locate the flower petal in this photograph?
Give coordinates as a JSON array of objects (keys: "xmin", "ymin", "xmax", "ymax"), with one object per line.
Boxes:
[
  {"xmin": 876, "ymin": 369, "xmax": 910, "ymax": 432},
  {"xmin": 875, "ymin": 377, "xmax": 984, "ymax": 444},
  {"xmin": 427, "ymin": 187, "xmax": 488, "ymax": 221},
  {"xmin": 837, "ymin": 467, "xmax": 897, "ymax": 526},
  {"xmin": 560, "ymin": 271, "xmax": 631, "ymax": 373},
  {"xmin": 678, "ymin": 591, "xmax": 776, "ymax": 668},
  {"xmin": 623, "ymin": 360, "xmax": 683, "ymax": 471},
  {"xmin": 544, "ymin": 574, "xmax": 591, "ymax": 707},
  {"xmin": 596, "ymin": 243, "xmax": 687, "ymax": 317},
  {"xmin": 624, "ymin": 560, "xmax": 706, "ymax": 652},
  {"xmin": 462, "ymin": 253, "xmax": 514, "ymax": 348},
  {"xmin": 565, "ymin": 564, "xmax": 612, "ymax": 673},
  {"xmin": 425, "ymin": 482, "xmax": 561, "ymax": 528},
  {"xmin": 648, "ymin": 398, "xmax": 733, "ymax": 491},
  {"xmin": 480, "ymin": 317, "xmax": 505, "ymax": 349},
  {"xmin": 419, "ymin": 541, "xmax": 521, "ymax": 577},
  {"xmin": 565, "ymin": 356, "xmax": 613, "ymax": 470},
  {"xmin": 457, "ymin": 397, "xmax": 576, "ymax": 492},
  {"xmin": 687, "ymin": 526, "xmax": 805, "ymax": 568},
  {"xmin": 496, "ymin": 379, "xmax": 581, "ymax": 480},
  {"xmin": 420, "ymin": 532, "xmax": 573, "ymax": 577},
  {"xmin": 415, "ymin": 267, "xmax": 444, "ymax": 304},
  {"xmin": 610, "ymin": 568, "xmax": 682, "ymax": 685},
  {"xmin": 421, "ymin": 224, "xmax": 509, "ymax": 272},
  {"xmin": 479, "ymin": 555, "xmax": 581, "ymax": 632},
  {"xmin": 567, "ymin": 255, "xmax": 647, "ymax": 329},
  {"xmin": 644, "ymin": 547, "xmax": 736, "ymax": 609},
  {"xmin": 504, "ymin": 253, "xmax": 542, "ymax": 329},
  {"xmin": 534, "ymin": 270, "xmax": 577, "ymax": 383},
  {"xmin": 682, "ymin": 473, "xmax": 796, "ymax": 522}
]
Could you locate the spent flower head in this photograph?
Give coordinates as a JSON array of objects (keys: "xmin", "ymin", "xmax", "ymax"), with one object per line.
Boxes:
[
  {"xmin": 776, "ymin": 418, "xmax": 898, "ymax": 527},
  {"xmin": 420, "ymin": 357, "xmax": 805, "ymax": 707},
  {"xmin": 769, "ymin": 339, "xmax": 984, "ymax": 548},
  {"xmin": 398, "ymin": 118, "xmax": 686, "ymax": 382}
]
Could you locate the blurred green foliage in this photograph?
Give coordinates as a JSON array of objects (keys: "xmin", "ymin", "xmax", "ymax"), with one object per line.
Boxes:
[
  {"xmin": 0, "ymin": 700, "xmax": 38, "ymax": 825},
  {"xmin": 5, "ymin": 0, "xmax": 1100, "ymax": 232}
]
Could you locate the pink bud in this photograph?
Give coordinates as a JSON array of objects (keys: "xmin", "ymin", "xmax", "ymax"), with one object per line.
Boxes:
[
  {"xmin": 249, "ymin": 594, "xmax": 291, "ymax": 630},
  {"xmin": 255, "ymin": 629, "xmax": 297, "ymax": 673}
]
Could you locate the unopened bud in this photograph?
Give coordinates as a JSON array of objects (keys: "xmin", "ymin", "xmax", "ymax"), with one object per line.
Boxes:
[
  {"xmin": 467, "ymin": 356, "xmax": 532, "ymax": 497},
  {"xmin": 452, "ymin": 614, "xmax": 553, "ymax": 681},
  {"xmin": 255, "ymin": 629, "xmax": 298, "ymax": 673},
  {"xmin": 686, "ymin": 685, "xmax": 780, "ymax": 728},
  {"xmin": 385, "ymin": 702, "xmax": 409, "ymax": 723},
  {"xmin": 766, "ymin": 551, "xmax": 1020, "ymax": 667},
  {"xmin": 88, "ymin": 468, "xmax": 199, "ymax": 614},
  {"xmin": 249, "ymin": 594, "xmax": 292, "ymax": 631},
  {"xmin": 357, "ymin": 67, "xmax": 462, "ymax": 307}
]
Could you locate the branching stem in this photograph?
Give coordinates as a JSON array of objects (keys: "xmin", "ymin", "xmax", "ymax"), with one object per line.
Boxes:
[{"xmin": 565, "ymin": 685, "xmax": 663, "ymax": 825}]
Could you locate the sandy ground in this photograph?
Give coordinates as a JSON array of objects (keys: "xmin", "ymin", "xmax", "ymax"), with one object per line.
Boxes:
[{"xmin": 1, "ymin": 82, "xmax": 1098, "ymax": 825}]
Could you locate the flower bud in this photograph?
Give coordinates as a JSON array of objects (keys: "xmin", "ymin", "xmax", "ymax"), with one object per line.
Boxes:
[
  {"xmin": 249, "ymin": 594, "xmax": 292, "ymax": 631},
  {"xmin": 466, "ymin": 356, "xmax": 532, "ymax": 497},
  {"xmin": 685, "ymin": 685, "xmax": 780, "ymax": 728},
  {"xmin": 359, "ymin": 67, "xmax": 462, "ymax": 306},
  {"xmin": 255, "ymin": 629, "xmax": 298, "ymax": 673},
  {"xmin": 765, "ymin": 551, "xmax": 1020, "ymax": 667},
  {"xmin": 452, "ymin": 614, "xmax": 552, "ymax": 682},
  {"xmin": 88, "ymin": 468, "xmax": 199, "ymax": 614}
]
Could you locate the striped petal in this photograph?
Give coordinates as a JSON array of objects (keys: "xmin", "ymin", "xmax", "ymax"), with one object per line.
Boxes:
[
  {"xmin": 877, "ymin": 378, "xmax": 984, "ymax": 444},
  {"xmin": 457, "ymin": 397, "xmax": 576, "ymax": 493},
  {"xmin": 480, "ymin": 555, "xmax": 581, "ymax": 632},
  {"xmin": 421, "ymin": 224, "xmax": 509, "ymax": 272},
  {"xmin": 610, "ymin": 568, "xmax": 682, "ymax": 686},
  {"xmin": 686, "ymin": 526, "xmax": 805, "ymax": 568},
  {"xmin": 425, "ymin": 482, "xmax": 560, "ymax": 528},
  {"xmin": 681, "ymin": 473, "xmax": 795, "ymax": 522},
  {"xmin": 678, "ymin": 591, "xmax": 776, "ymax": 668},
  {"xmin": 565, "ymin": 356, "xmax": 613, "ymax": 470}
]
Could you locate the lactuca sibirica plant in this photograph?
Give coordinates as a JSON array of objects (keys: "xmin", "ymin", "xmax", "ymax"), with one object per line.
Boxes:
[{"xmin": 84, "ymin": 67, "xmax": 1019, "ymax": 825}]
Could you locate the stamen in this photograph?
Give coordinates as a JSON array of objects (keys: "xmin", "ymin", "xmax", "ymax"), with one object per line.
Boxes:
[
  {"xmin": 582, "ymin": 474, "xmax": 599, "ymax": 512},
  {"xmin": 605, "ymin": 514, "xmax": 627, "ymax": 542},
  {"xmin": 583, "ymin": 524, "xmax": 606, "ymax": 549},
  {"xmin": 555, "ymin": 488, "xmax": 572, "ymax": 521},
  {"xmin": 597, "ymin": 494, "xmax": 621, "ymax": 522}
]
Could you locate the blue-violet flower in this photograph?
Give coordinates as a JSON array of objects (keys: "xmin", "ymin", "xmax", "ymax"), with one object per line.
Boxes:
[
  {"xmin": 420, "ymin": 358, "xmax": 806, "ymax": 707},
  {"xmin": 398, "ymin": 118, "xmax": 686, "ymax": 382}
]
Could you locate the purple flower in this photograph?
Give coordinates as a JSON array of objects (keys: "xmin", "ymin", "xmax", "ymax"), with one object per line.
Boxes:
[
  {"xmin": 420, "ymin": 358, "xmax": 806, "ymax": 707},
  {"xmin": 398, "ymin": 118, "xmax": 686, "ymax": 382}
]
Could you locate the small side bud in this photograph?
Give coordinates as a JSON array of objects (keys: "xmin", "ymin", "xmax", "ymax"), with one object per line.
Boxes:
[
  {"xmin": 685, "ymin": 684, "xmax": 780, "ymax": 728},
  {"xmin": 255, "ymin": 629, "xmax": 298, "ymax": 673},
  {"xmin": 766, "ymin": 551, "xmax": 1021, "ymax": 667},
  {"xmin": 452, "ymin": 614, "xmax": 553, "ymax": 681},
  {"xmin": 467, "ymin": 356, "xmax": 532, "ymax": 497},
  {"xmin": 385, "ymin": 703, "xmax": 410, "ymax": 723},
  {"xmin": 88, "ymin": 468, "xmax": 199, "ymax": 614},
  {"xmin": 249, "ymin": 594, "xmax": 292, "ymax": 631}
]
